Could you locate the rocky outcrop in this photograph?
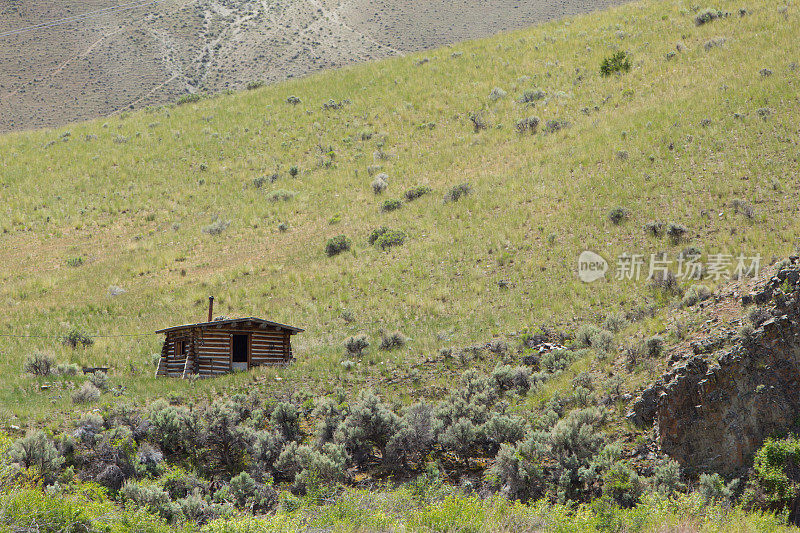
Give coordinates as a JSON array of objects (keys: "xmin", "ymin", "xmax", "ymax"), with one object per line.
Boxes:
[{"xmin": 630, "ymin": 259, "xmax": 800, "ymax": 476}]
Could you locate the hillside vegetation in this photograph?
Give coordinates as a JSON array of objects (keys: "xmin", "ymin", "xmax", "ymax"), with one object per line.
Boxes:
[
  {"xmin": 0, "ymin": 0, "xmax": 625, "ymax": 132},
  {"xmin": 1, "ymin": 0, "xmax": 800, "ymax": 529}
]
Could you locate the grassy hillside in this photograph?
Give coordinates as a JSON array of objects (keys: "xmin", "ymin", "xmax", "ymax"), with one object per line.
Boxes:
[{"xmin": 0, "ymin": 0, "xmax": 798, "ymax": 427}]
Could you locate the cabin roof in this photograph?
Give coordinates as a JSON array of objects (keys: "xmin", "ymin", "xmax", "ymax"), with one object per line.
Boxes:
[{"xmin": 156, "ymin": 317, "xmax": 304, "ymax": 334}]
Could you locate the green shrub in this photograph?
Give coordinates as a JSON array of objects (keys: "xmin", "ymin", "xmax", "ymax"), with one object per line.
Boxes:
[
  {"xmin": 267, "ymin": 189, "xmax": 295, "ymax": 202},
  {"xmin": 339, "ymin": 390, "xmax": 401, "ymax": 464},
  {"xmin": 270, "ymin": 402, "xmax": 300, "ymax": 441},
  {"xmin": 372, "ymin": 175, "xmax": 388, "ymax": 194},
  {"xmin": 23, "ymin": 351, "xmax": 55, "ymax": 376},
  {"xmin": 543, "ymin": 119, "xmax": 569, "ymax": 133},
  {"xmin": 644, "ymin": 221, "xmax": 665, "ymax": 237},
  {"xmin": 286, "ymin": 95, "xmax": 301, "ymax": 105},
  {"xmin": 203, "ymin": 400, "xmax": 251, "ymax": 475},
  {"xmin": 540, "ymin": 348, "xmax": 576, "ymax": 373},
  {"xmin": 515, "ymin": 116, "xmax": 540, "ymax": 134},
  {"xmin": 695, "ymin": 8, "xmax": 725, "ymax": 25},
  {"xmin": 229, "ymin": 471, "xmax": 276, "ymax": 511},
  {"xmin": 345, "ymin": 334, "xmax": 370, "ymax": 356},
  {"xmin": 374, "ymin": 229, "xmax": 406, "ymax": 250},
  {"xmin": 444, "ymin": 183, "xmax": 471, "ymax": 203},
  {"xmin": 439, "ymin": 419, "xmax": 477, "ymax": 461},
  {"xmin": 202, "ymin": 219, "xmax": 231, "ymax": 236},
  {"xmin": 600, "ymin": 51, "xmax": 631, "ymax": 76},
  {"xmin": 698, "ymin": 472, "xmax": 737, "ymax": 504},
  {"xmin": 488, "ymin": 87, "xmax": 507, "ymax": 101},
  {"xmin": 72, "ymin": 382, "xmax": 101, "ymax": 404},
  {"xmin": 121, "ymin": 480, "xmax": 182, "ymax": 522},
  {"xmin": 682, "ymin": 284, "xmax": 712, "ymax": 307},
  {"xmin": 325, "ymin": 235, "xmax": 351, "ymax": 257},
  {"xmin": 177, "ymin": 93, "xmax": 202, "ymax": 105},
  {"xmin": 386, "ymin": 402, "xmax": 435, "ymax": 469},
  {"xmin": 468, "ymin": 112, "xmax": 488, "ymax": 132},
  {"xmin": 62, "ymin": 328, "xmax": 94, "ymax": 348},
  {"xmin": 653, "ymin": 458, "xmax": 686, "ymax": 495},
  {"xmin": 642, "ymin": 335, "xmax": 664, "ymax": 358},
  {"xmin": 55, "ymin": 362, "xmax": 80, "ymax": 376},
  {"xmin": 245, "ymin": 80, "xmax": 265, "ymax": 90},
  {"xmin": 519, "ymin": 89, "xmax": 546, "ymax": 104},
  {"xmin": 666, "ymin": 223, "xmax": 688, "ymax": 243},
  {"xmin": 288, "ymin": 165, "xmax": 299, "ymax": 177},
  {"xmin": 404, "ymin": 185, "xmax": 431, "ymax": 201},
  {"xmin": 89, "ymin": 371, "xmax": 109, "ymax": 391},
  {"xmin": 380, "ymin": 198, "xmax": 402, "ymax": 212},
  {"xmin": 368, "ymin": 227, "xmax": 389, "ymax": 245},
  {"xmin": 747, "ymin": 436, "xmax": 800, "ymax": 513},
  {"xmin": 603, "ymin": 313, "xmax": 628, "ymax": 333},
  {"xmin": 603, "ymin": 463, "xmax": 645, "ymax": 507},
  {"xmin": 608, "ymin": 207, "xmax": 630, "ymax": 225},
  {"xmin": 379, "ymin": 329, "xmax": 408, "ymax": 350},
  {"xmin": 10, "ymin": 431, "xmax": 65, "ymax": 481}
]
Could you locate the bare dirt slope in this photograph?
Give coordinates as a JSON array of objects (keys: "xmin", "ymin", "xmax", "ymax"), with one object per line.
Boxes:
[{"xmin": 0, "ymin": 0, "xmax": 627, "ymax": 132}]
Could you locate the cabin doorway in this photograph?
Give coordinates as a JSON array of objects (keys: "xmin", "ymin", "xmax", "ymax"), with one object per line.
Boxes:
[{"xmin": 231, "ymin": 334, "xmax": 249, "ymax": 371}]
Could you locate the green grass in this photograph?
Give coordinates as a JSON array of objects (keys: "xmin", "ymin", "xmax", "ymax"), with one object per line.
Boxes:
[{"xmin": 0, "ymin": 0, "xmax": 798, "ymax": 425}]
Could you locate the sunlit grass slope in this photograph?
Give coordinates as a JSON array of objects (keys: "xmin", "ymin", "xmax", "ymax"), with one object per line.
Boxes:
[{"xmin": 0, "ymin": 0, "xmax": 798, "ymax": 421}]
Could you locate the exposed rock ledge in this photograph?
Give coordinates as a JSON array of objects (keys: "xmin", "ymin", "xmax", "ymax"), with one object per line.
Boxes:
[{"xmin": 629, "ymin": 259, "xmax": 800, "ymax": 476}]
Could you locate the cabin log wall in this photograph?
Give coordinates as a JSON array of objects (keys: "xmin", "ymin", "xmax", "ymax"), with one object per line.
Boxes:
[{"xmin": 158, "ymin": 325, "xmax": 295, "ymax": 378}]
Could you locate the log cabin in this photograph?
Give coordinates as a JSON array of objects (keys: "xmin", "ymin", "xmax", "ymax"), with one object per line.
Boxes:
[{"xmin": 155, "ymin": 297, "xmax": 303, "ymax": 378}]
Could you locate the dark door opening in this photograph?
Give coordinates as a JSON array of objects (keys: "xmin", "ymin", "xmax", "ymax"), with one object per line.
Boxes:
[{"xmin": 232, "ymin": 334, "xmax": 249, "ymax": 370}]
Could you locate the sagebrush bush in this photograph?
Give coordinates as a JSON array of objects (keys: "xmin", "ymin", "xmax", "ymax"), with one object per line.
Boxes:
[
  {"xmin": 444, "ymin": 183, "xmax": 471, "ymax": 203},
  {"xmin": 380, "ymin": 198, "xmax": 402, "ymax": 212},
  {"xmin": 267, "ymin": 189, "xmax": 295, "ymax": 202},
  {"xmin": 23, "ymin": 351, "xmax": 55, "ymax": 376},
  {"xmin": 62, "ymin": 328, "xmax": 94, "ymax": 348},
  {"xmin": 698, "ymin": 473, "xmax": 737, "ymax": 504},
  {"xmin": 468, "ymin": 112, "xmax": 488, "ymax": 132},
  {"xmin": 72, "ymin": 382, "xmax": 101, "ymax": 404},
  {"xmin": 270, "ymin": 402, "xmax": 300, "ymax": 441},
  {"xmin": 202, "ymin": 219, "xmax": 230, "ymax": 236},
  {"xmin": 374, "ymin": 229, "xmax": 406, "ymax": 250},
  {"xmin": 603, "ymin": 313, "xmax": 628, "ymax": 333},
  {"xmin": 229, "ymin": 472, "xmax": 276, "ymax": 511},
  {"xmin": 747, "ymin": 306, "xmax": 772, "ymax": 327},
  {"xmin": 404, "ymin": 185, "xmax": 431, "ymax": 201},
  {"xmin": 379, "ymin": 329, "xmax": 408, "ymax": 350},
  {"xmin": 55, "ymin": 362, "xmax": 80, "ymax": 376},
  {"xmin": 519, "ymin": 89, "xmax": 546, "ymax": 104},
  {"xmin": 608, "ymin": 207, "xmax": 630, "ymax": 225},
  {"xmin": 325, "ymin": 235, "xmax": 351, "ymax": 257},
  {"xmin": 649, "ymin": 269, "xmax": 682, "ymax": 296},
  {"xmin": 10, "ymin": 431, "xmax": 65, "ymax": 481},
  {"xmin": 89, "ymin": 371, "xmax": 109, "ymax": 391},
  {"xmin": 371, "ymin": 175, "xmax": 388, "ymax": 194},
  {"xmin": 653, "ymin": 459, "xmax": 686, "ymax": 495},
  {"xmin": 386, "ymin": 401, "xmax": 434, "ymax": 469},
  {"xmin": 543, "ymin": 119, "xmax": 569, "ymax": 133},
  {"xmin": 682, "ymin": 284, "xmax": 712, "ymax": 307},
  {"xmin": 488, "ymin": 87, "xmax": 507, "ymax": 101},
  {"xmin": 339, "ymin": 390, "xmax": 400, "ymax": 464},
  {"xmin": 515, "ymin": 116, "xmax": 540, "ymax": 134},
  {"xmin": 695, "ymin": 8, "xmax": 725, "ymax": 25},
  {"xmin": 600, "ymin": 51, "xmax": 631, "ymax": 76},
  {"xmin": 344, "ymin": 334, "xmax": 369, "ymax": 356},
  {"xmin": 644, "ymin": 221, "xmax": 665, "ymax": 237},
  {"xmin": 540, "ymin": 348, "xmax": 576, "ymax": 373},
  {"xmin": 286, "ymin": 95, "xmax": 301, "ymax": 105},
  {"xmin": 642, "ymin": 335, "xmax": 664, "ymax": 357},
  {"xmin": 439, "ymin": 418, "xmax": 477, "ymax": 461}
]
